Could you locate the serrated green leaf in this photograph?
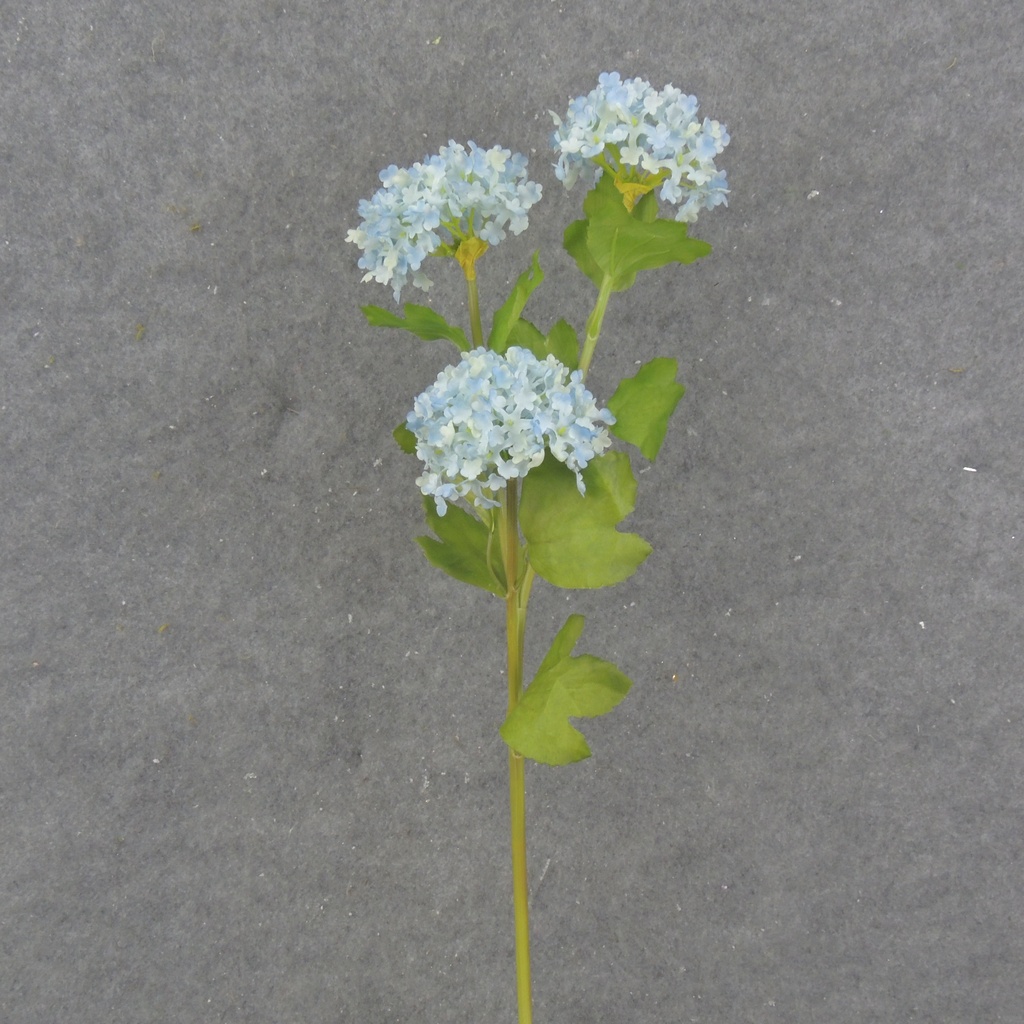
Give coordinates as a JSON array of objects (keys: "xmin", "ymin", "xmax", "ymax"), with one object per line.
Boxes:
[
  {"xmin": 497, "ymin": 316, "xmax": 579, "ymax": 370},
  {"xmin": 506, "ymin": 317, "xmax": 580, "ymax": 368},
  {"xmin": 416, "ymin": 498, "xmax": 506, "ymax": 596},
  {"xmin": 566, "ymin": 175, "xmax": 713, "ymax": 293},
  {"xmin": 563, "ymin": 215, "xmax": 605, "ymax": 289},
  {"xmin": 607, "ymin": 358, "xmax": 686, "ymax": 460},
  {"xmin": 362, "ymin": 303, "xmax": 470, "ymax": 352},
  {"xmin": 505, "ymin": 317, "xmax": 547, "ymax": 359},
  {"xmin": 546, "ymin": 319, "xmax": 579, "ymax": 369},
  {"xmin": 634, "ymin": 188, "xmax": 660, "ymax": 223},
  {"xmin": 393, "ymin": 421, "xmax": 417, "ymax": 454},
  {"xmin": 489, "ymin": 251, "xmax": 544, "ymax": 354},
  {"xmin": 500, "ymin": 613, "xmax": 632, "ymax": 765},
  {"xmin": 519, "ymin": 453, "xmax": 651, "ymax": 589},
  {"xmin": 535, "ymin": 613, "xmax": 585, "ymax": 674}
]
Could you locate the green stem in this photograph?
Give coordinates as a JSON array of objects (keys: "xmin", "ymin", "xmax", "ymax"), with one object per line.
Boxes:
[
  {"xmin": 502, "ymin": 482, "xmax": 533, "ymax": 1024},
  {"xmin": 578, "ymin": 272, "xmax": 614, "ymax": 381},
  {"xmin": 509, "ymin": 751, "xmax": 531, "ymax": 1024},
  {"xmin": 467, "ymin": 272, "xmax": 484, "ymax": 348}
]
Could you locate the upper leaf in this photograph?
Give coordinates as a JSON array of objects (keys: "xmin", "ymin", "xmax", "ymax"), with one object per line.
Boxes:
[
  {"xmin": 563, "ymin": 216, "xmax": 605, "ymax": 290},
  {"xmin": 362, "ymin": 303, "xmax": 470, "ymax": 352},
  {"xmin": 499, "ymin": 613, "xmax": 633, "ymax": 765},
  {"xmin": 545, "ymin": 318, "xmax": 580, "ymax": 370},
  {"xmin": 564, "ymin": 173, "xmax": 712, "ymax": 292},
  {"xmin": 504, "ymin": 317, "xmax": 548, "ymax": 360},
  {"xmin": 607, "ymin": 358, "xmax": 686, "ymax": 460},
  {"xmin": 393, "ymin": 421, "xmax": 417, "ymax": 454},
  {"xmin": 501, "ymin": 317, "xmax": 581, "ymax": 371},
  {"xmin": 519, "ymin": 453, "xmax": 651, "ymax": 589},
  {"xmin": 489, "ymin": 251, "xmax": 544, "ymax": 354},
  {"xmin": 497, "ymin": 317, "xmax": 579, "ymax": 370}
]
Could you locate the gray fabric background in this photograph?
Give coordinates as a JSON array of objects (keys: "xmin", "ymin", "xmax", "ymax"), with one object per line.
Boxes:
[{"xmin": 2, "ymin": 2, "xmax": 1022, "ymax": 1021}]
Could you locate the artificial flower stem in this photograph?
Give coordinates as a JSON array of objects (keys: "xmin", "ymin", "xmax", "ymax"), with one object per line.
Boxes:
[
  {"xmin": 467, "ymin": 272, "xmax": 485, "ymax": 348},
  {"xmin": 509, "ymin": 750, "xmax": 531, "ymax": 1024},
  {"xmin": 502, "ymin": 482, "xmax": 533, "ymax": 1024},
  {"xmin": 578, "ymin": 272, "xmax": 614, "ymax": 380}
]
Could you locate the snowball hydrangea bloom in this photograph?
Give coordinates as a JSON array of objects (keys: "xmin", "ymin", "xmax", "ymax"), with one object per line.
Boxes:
[
  {"xmin": 407, "ymin": 346, "xmax": 615, "ymax": 515},
  {"xmin": 551, "ymin": 72, "xmax": 729, "ymax": 223},
  {"xmin": 346, "ymin": 141, "xmax": 542, "ymax": 302}
]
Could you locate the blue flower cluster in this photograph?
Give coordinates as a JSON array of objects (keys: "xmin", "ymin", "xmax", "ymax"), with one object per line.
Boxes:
[
  {"xmin": 551, "ymin": 72, "xmax": 730, "ymax": 223},
  {"xmin": 347, "ymin": 141, "xmax": 542, "ymax": 301},
  {"xmin": 407, "ymin": 346, "xmax": 615, "ymax": 515}
]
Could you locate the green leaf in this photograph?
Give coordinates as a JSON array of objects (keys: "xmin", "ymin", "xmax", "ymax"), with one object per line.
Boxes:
[
  {"xmin": 500, "ymin": 614, "xmax": 632, "ymax": 765},
  {"xmin": 565, "ymin": 174, "xmax": 712, "ymax": 293},
  {"xmin": 393, "ymin": 421, "xmax": 417, "ymax": 454},
  {"xmin": 505, "ymin": 317, "xmax": 547, "ymax": 359},
  {"xmin": 488, "ymin": 251, "xmax": 544, "ymax": 354},
  {"xmin": 563, "ymin": 215, "xmax": 605, "ymax": 290},
  {"xmin": 362, "ymin": 303, "xmax": 470, "ymax": 352},
  {"xmin": 607, "ymin": 358, "xmax": 686, "ymax": 460},
  {"xmin": 546, "ymin": 318, "xmax": 579, "ymax": 369},
  {"xmin": 634, "ymin": 188, "xmax": 660, "ymax": 223},
  {"xmin": 504, "ymin": 317, "xmax": 579, "ymax": 369},
  {"xmin": 416, "ymin": 498, "xmax": 506, "ymax": 596},
  {"xmin": 519, "ymin": 453, "xmax": 651, "ymax": 589},
  {"xmin": 535, "ymin": 611, "xmax": 586, "ymax": 674}
]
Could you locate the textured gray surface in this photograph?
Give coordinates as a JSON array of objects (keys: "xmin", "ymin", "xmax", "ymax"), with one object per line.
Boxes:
[{"xmin": 2, "ymin": 2, "xmax": 1023, "ymax": 1022}]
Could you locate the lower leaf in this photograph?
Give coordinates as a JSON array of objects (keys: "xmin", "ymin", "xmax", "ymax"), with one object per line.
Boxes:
[{"xmin": 500, "ymin": 614, "xmax": 633, "ymax": 765}]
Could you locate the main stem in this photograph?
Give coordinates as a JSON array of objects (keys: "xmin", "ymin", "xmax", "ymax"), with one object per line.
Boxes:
[
  {"xmin": 497, "ymin": 271, "xmax": 612, "ymax": 1024},
  {"xmin": 502, "ymin": 482, "xmax": 533, "ymax": 1024}
]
